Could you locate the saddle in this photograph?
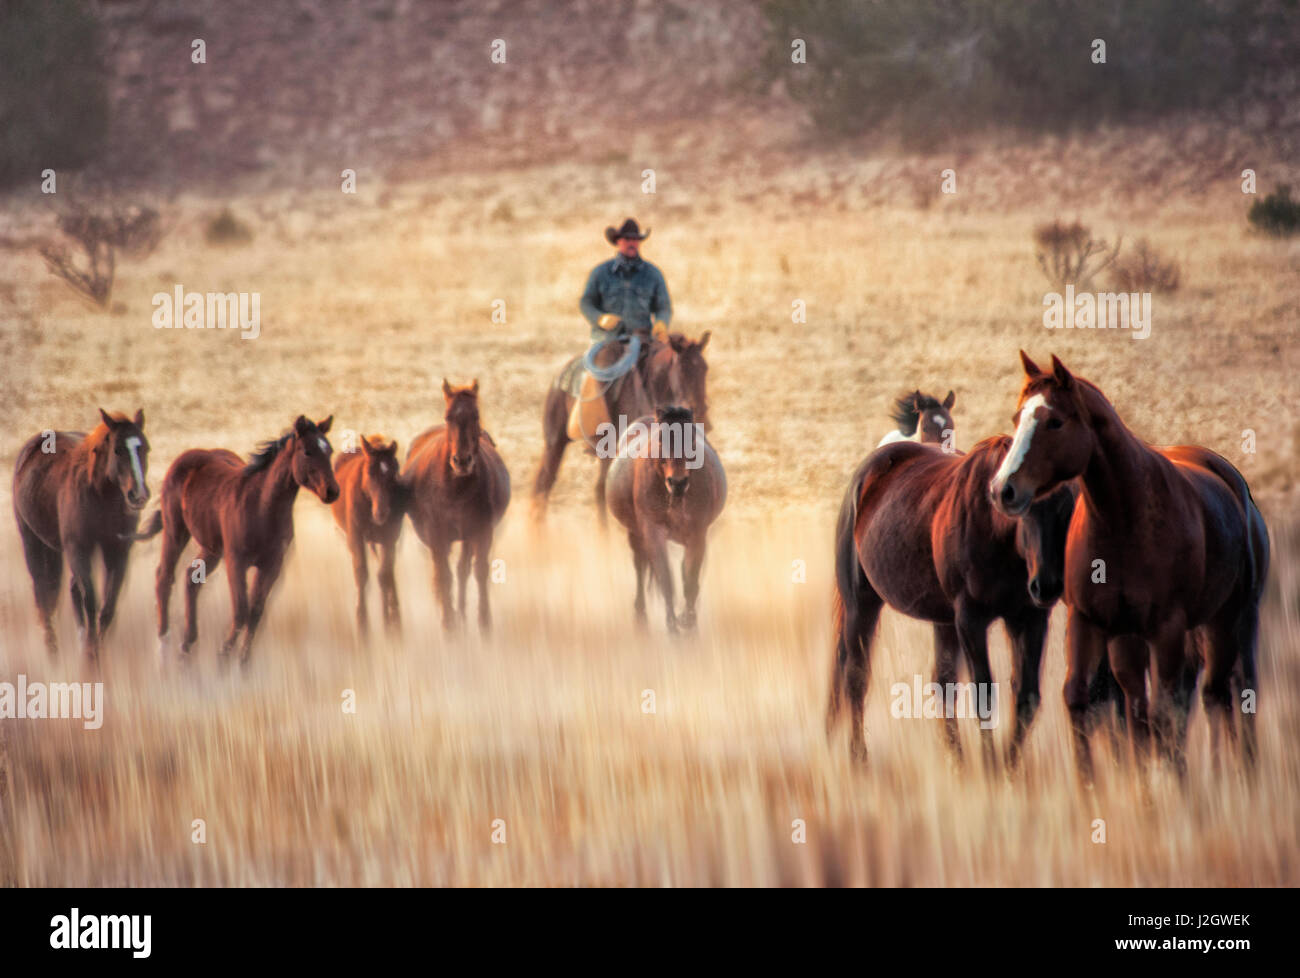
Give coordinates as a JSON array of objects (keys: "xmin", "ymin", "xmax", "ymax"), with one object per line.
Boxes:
[{"xmin": 561, "ymin": 338, "xmax": 639, "ymax": 447}]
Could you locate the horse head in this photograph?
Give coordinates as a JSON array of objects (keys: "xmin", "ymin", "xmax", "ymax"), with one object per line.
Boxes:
[
  {"xmin": 892, "ymin": 389, "xmax": 955, "ymax": 444},
  {"xmin": 991, "ymin": 352, "xmax": 1092, "ymax": 517},
  {"xmin": 359, "ymin": 434, "xmax": 401, "ymax": 524},
  {"xmin": 95, "ymin": 407, "xmax": 150, "ymax": 510},
  {"xmin": 651, "ymin": 404, "xmax": 699, "ymax": 503},
  {"xmin": 291, "ymin": 415, "xmax": 340, "ymax": 503},
  {"xmin": 645, "ymin": 331, "xmax": 711, "ymax": 433},
  {"xmin": 443, "ymin": 379, "xmax": 483, "ymax": 477},
  {"xmin": 1016, "ymin": 480, "xmax": 1079, "ymax": 607}
]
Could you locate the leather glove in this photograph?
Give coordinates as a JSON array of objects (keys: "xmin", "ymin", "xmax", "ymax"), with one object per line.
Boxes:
[
  {"xmin": 651, "ymin": 320, "xmax": 669, "ymax": 342},
  {"xmin": 597, "ymin": 313, "xmax": 623, "ymax": 333}
]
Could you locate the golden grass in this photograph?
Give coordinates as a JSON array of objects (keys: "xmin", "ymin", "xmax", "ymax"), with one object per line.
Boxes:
[{"xmin": 1, "ymin": 164, "xmax": 1298, "ymax": 885}]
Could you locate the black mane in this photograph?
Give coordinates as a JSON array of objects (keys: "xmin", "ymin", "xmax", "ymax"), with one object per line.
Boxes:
[
  {"xmin": 246, "ymin": 431, "xmax": 293, "ymax": 472},
  {"xmin": 889, "ymin": 391, "xmax": 946, "ymax": 435}
]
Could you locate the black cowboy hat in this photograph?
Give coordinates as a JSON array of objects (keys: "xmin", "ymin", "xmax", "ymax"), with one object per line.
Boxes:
[{"xmin": 604, "ymin": 218, "xmax": 650, "ymax": 245}]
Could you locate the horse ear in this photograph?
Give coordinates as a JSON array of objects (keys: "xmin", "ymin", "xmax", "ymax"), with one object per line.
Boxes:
[
  {"xmin": 293, "ymin": 415, "xmax": 311, "ymax": 435},
  {"xmin": 99, "ymin": 407, "xmax": 114, "ymax": 429},
  {"xmin": 1019, "ymin": 350, "xmax": 1043, "ymax": 377},
  {"xmin": 1050, "ymin": 355, "xmax": 1074, "ymax": 389},
  {"xmin": 697, "ymin": 330, "xmax": 710, "ymax": 350},
  {"xmin": 442, "ymin": 379, "xmax": 454, "ymax": 400},
  {"xmin": 317, "ymin": 415, "xmax": 333, "ymax": 434},
  {"xmin": 360, "ymin": 435, "xmax": 374, "ymax": 455},
  {"xmin": 133, "ymin": 408, "xmax": 145, "ymax": 428},
  {"xmin": 942, "ymin": 390, "xmax": 955, "ymax": 410},
  {"xmin": 470, "ymin": 379, "xmax": 479, "ymax": 396}
]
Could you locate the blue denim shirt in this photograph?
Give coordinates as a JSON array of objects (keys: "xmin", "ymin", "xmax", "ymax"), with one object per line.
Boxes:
[{"xmin": 579, "ymin": 255, "xmax": 672, "ymax": 340}]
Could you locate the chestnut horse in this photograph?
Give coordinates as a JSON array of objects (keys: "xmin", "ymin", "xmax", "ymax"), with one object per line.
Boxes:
[
  {"xmin": 12, "ymin": 409, "xmax": 150, "ymax": 659},
  {"xmin": 332, "ymin": 435, "xmax": 406, "ymax": 635},
  {"xmin": 532, "ymin": 331, "xmax": 711, "ymax": 523},
  {"xmin": 828, "ymin": 437, "xmax": 1079, "ymax": 767},
  {"xmin": 404, "ymin": 380, "xmax": 510, "ymax": 632},
  {"xmin": 607, "ymin": 406, "xmax": 726, "ymax": 632},
  {"xmin": 135, "ymin": 415, "xmax": 340, "ymax": 665},
  {"xmin": 990, "ymin": 353, "xmax": 1269, "ymax": 781}
]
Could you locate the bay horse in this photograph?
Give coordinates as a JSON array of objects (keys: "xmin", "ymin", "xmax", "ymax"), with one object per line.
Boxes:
[
  {"xmin": 531, "ymin": 330, "xmax": 711, "ymax": 523},
  {"xmin": 12, "ymin": 409, "xmax": 150, "ymax": 659},
  {"xmin": 607, "ymin": 406, "xmax": 726, "ymax": 633},
  {"xmin": 135, "ymin": 415, "xmax": 339, "ymax": 666},
  {"xmin": 990, "ymin": 352, "xmax": 1269, "ymax": 782},
  {"xmin": 828, "ymin": 436, "xmax": 1079, "ymax": 767},
  {"xmin": 331, "ymin": 435, "xmax": 406, "ymax": 636},
  {"xmin": 877, "ymin": 389, "xmax": 956, "ymax": 448},
  {"xmin": 403, "ymin": 380, "xmax": 510, "ymax": 632}
]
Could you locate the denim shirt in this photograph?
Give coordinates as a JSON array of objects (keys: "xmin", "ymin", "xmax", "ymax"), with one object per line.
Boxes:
[{"xmin": 579, "ymin": 255, "xmax": 672, "ymax": 340}]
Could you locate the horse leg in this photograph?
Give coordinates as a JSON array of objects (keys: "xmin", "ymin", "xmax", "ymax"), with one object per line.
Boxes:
[
  {"xmin": 1063, "ymin": 609, "xmax": 1107, "ymax": 788},
  {"xmin": 238, "ymin": 559, "xmax": 282, "ymax": 668},
  {"xmin": 954, "ymin": 600, "xmax": 997, "ymax": 773},
  {"xmin": 827, "ymin": 585, "xmax": 882, "ymax": 765},
  {"xmin": 594, "ymin": 457, "xmax": 613, "ymax": 529},
  {"xmin": 1107, "ymin": 634, "xmax": 1152, "ymax": 771},
  {"xmin": 933, "ymin": 622, "xmax": 964, "ymax": 763},
  {"xmin": 64, "ymin": 544, "xmax": 98, "ymax": 660},
  {"xmin": 17, "ymin": 521, "xmax": 62, "ymax": 655},
  {"xmin": 679, "ymin": 533, "xmax": 706, "ymax": 630},
  {"xmin": 349, "ymin": 534, "xmax": 370, "ymax": 636},
  {"xmin": 378, "ymin": 542, "xmax": 400, "ymax": 633},
  {"xmin": 629, "ymin": 531, "xmax": 648, "ymax": 625},
  {"xmin": 155, "ymin": 517, "xmax": 191, "ymax": 657},
  {"xmin": 456, "ymin": 541, "xmax": 472, "ymax": 625},
  {"xmin": 644, "ymin": 525, "xmax": 676, "ymax": 633},
  {"xmin": 1200, "ymin": 613, "xmax": 1244, "ymax": 774},
  {"xmin": 430, "ymin": 540, "xmax": 455, "ymax": 631},
  {"xmin": 1005, "ymin": 609, "xmax": 1049, "ymax": 770},
  {"xmin": 186, "ymin": 549, "xmax": 220, "ymax": 658},
  {"xmin": 474, "ymin": 532, "xmax": 493, "ymax": 632},
  {"xmin": 530, "ymin": 389, "xmax": 571, "ymax": 522},
  {"xmin": 96, "ymin": 542, "xmax": 130, "ymax": 643},
  {"xmin": 1150, "ymin": 623, "xmax": 1193, "ymax": 779}
]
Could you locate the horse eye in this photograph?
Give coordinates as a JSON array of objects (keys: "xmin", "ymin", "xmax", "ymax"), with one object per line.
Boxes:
[{"xmin": 1047, "ymin": 417, "xmax": 1064, "ymax": 430}]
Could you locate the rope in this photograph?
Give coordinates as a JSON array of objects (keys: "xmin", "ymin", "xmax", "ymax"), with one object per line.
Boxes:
[{"xmin": 583, "ymin": 333, "xmax": 641, "ymax": 382}]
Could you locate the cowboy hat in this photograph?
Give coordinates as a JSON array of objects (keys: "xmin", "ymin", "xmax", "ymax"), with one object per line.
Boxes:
[{"xmin": 604, "ymin": 218, "xmax": 650, "ymax": 245}]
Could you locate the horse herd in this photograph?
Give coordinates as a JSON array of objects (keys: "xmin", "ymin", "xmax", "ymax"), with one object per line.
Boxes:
[{"xmin": 10, "ymin": 339, "xmax": 1267, "ymax": 783}]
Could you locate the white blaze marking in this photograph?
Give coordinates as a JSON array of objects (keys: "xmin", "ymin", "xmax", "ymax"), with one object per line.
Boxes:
[
  {"xmin": 125, "ymin": 436, "xmax": 145, "ymax": 488},
  {"xmin": 932, "ymin": 414, "xmax": 945, "ymax": 427},
  {"xmin": 318, "ymin": 438, "xmax": 329, "ymax": 453},
  {"xmin": 995, "ymin": 393, "xmax": 1047, "ymax": 485}
]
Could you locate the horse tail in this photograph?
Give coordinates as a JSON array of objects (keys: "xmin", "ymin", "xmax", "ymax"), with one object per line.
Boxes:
[
  {"xmin": 827, "ymin": 458, "xmax": 872, "ymax": 734},
  {"xmin": 123, "ymin": 509, "xmax": 163, "ymax": 542}
]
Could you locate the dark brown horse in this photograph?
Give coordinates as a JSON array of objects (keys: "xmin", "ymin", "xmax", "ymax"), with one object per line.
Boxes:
[
  {"xmin": 990, "ymin": 352, "xmax": 1269, "ymax": 781},
  {"xmin": 403, "ymin": 380, "xmax": 511, "ymax": 632},
  {"xmin": 532, "ymin": 331, "xmax": 711, "ymax": 523},
  {"xmin": 607, "ymin": 406, "xmax": 726, "ymax": 633},
  {"xmin": 12, "ymin": 409, "xmax": 150, "ymax": 659},
  {"xmin": 332, "ymin": 435, "xmax": 406, "ymax": 635},
  {"xmin": 135, "ymin": 415, "xmax": 339, "ymax": 666},
  {"xmin": 828, "ymin": 436, "xmax": 1078, "ymax": 767}
]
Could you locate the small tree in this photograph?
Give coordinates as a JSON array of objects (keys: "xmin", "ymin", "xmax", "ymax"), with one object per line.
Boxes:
[
  {"xmin": 1034, "ymin": 219, "xmax": 1121, "ymax": 291},
  {"xmin": 1113, "ymin": 238, "xmax": 1181, "ymax": 293},
  {"xmin": 37, "ymin": 204, "xmax": 162, "ymax": 307}
]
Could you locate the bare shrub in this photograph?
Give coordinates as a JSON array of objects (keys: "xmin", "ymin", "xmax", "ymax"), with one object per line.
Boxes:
[
  {"xmin": 205, "ymin": 208, "xmax": 254, "ymax": 246},
  {"xmin": 36, "ymin": 204, "xmax": 162, "ymax": 307},
  {"xmin": 1034, "ymin": 219, "xmax": 1121, "ymax": 290},
  {"xmin": 1113, "ymin": 238, "xmax": 1181, "ymax": 293}
]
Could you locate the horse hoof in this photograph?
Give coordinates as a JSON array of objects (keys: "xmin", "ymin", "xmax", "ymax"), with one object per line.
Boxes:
[{"xmin": 679, "ymin": 611, "xmax": 697, "ymax": 630}]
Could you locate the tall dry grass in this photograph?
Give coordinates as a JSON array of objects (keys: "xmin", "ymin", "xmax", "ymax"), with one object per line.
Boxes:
[{"xmin": 1, "ymin": 165, "xmax": 1298, "ymax": 885}]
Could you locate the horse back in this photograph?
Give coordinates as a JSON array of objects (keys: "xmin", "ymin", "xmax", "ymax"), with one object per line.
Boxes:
[{"xmin": 12, "ymin": 430, "xmax": 88, "ymax": 548}]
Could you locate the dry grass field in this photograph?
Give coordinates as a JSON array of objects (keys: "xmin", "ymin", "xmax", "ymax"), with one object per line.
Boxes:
[{"xmin": 1, "ymin": 160, "xmax": 1298, "ymax": 885}]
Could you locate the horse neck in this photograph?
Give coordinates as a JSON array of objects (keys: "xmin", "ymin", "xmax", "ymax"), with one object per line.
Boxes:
[
  {"xmin": 76, "ymin": 425, "xmax": 112, "ymax": 493},
  {"xmin": 250, "ymin": 442, "xmax": 301, "ymax": 515},
  {"xmin": 1076, "ymin": 383, "xmax": 1155, "ymax": 529},
  {"xmin": 638, "ymin": 345, "xmax": 677, "ymax": 406}
]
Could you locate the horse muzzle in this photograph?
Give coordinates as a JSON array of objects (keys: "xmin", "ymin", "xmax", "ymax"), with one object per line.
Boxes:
[
  {"xmin": 666, "ymin": 476, "xmax": 689, "ymax": 500},
  {"xmin": 125, "ymin": 487, "xmax": 150, "ymax": 511},
  {"xmin": 1028, "ymin": 575, "xmax": 1062, "ymax": 608},
  {"xmin": 991, "ymin": 480, "xmax": 1031, "ymax": 518}
]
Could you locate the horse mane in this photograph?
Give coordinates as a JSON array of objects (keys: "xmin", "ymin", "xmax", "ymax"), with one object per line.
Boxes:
[
  {"xmin": 656, "ymin": 405, "xmax": 694, "ymax": 426},
  {"xmin": 82, "ymin": 414, "xmax": 128, "ymax": 485},
  {"xmin": 889, "ymin": 391, "xmax": 946, "ymax": 434},
  {"xmin": 246, "ymin": 431, "xmax": 293, "ymax": 473}
]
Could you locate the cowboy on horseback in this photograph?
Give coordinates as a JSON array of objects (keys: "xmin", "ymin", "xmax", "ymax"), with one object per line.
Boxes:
[
  {"xmin": 580, "ymin": 217, "xmax": 673, "ymax": 345},
  {"xmin": 568, "ymin": 217, "xmax": 673, "ymax": 443}
]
